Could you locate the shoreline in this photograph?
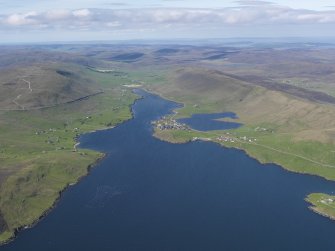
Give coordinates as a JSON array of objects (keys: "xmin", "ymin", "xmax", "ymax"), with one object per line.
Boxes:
[
  {"xmin": 144, "ymin": 89, "xmax": 335, "ymax": 222},
  {"xmin": 146, "ymin": 87, "xmax": 335, "ymax": 179},
  {"xmin": 153, "ymin": 130, "xmax": 335, "ymax": 222},
  {"xmin": 152, "ymin": 114, "xmax": 335, "ymax": 181},
  {"xmin": 0, "ymin": 90, "xmax": 142, "ymax": 246},
  {"xmin": 0, "ymin": 151, "xmax": 107, "ymax": 246},
  {"xmin": 154, "ymin": 130, "xmax": 335, "ymax": 181}
]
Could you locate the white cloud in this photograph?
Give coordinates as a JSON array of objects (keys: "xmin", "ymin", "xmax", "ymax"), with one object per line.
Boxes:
[{"xmin": 5, "ymin": 11, "xmax": 38, "ymax": 25}]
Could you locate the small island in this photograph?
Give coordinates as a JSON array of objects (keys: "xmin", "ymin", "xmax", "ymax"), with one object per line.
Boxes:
[{"xmin": 306, "ymin": 193, "xmax": 335, "ymax": 220}]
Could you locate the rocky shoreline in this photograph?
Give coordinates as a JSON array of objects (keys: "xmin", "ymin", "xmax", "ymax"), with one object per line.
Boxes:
[{"xmin": 307, "ymin": 205, "xmax": 335, "ymax": 221}]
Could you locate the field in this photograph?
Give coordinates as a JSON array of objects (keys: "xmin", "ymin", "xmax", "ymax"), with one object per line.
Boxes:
[{"xmin": 1, "ymin": 42, "xmax": 335, "ymax": 243}]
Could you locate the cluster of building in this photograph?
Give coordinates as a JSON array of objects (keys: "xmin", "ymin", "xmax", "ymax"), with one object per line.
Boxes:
[
  {"xmin": 216, "ymin": 133, "xmax": 257, "ymax": 144},
  {"xmin": 320, "ymin": 198, "xmax": 334, "ymax": 205},
  {"xmin": 153, "ymin": 118, "xmax": 190, "ymax": 131},
  {"xmin": 216, "ymin": 135, "xmax": 235, "ymax": 143}
]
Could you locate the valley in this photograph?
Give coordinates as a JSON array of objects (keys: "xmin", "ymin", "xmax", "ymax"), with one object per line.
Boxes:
[{"xmin": 1, "ymin": 42, "xmax": 335, "ymax": 244}]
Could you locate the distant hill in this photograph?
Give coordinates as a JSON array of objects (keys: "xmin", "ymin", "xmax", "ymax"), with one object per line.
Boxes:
[
  {"xmin": 154, "ymin": 48, "xmax": 180, "ymax": 55},
  {"xmin": 110, "ymin": 52, "xmax": 145, "ymax": 62}
]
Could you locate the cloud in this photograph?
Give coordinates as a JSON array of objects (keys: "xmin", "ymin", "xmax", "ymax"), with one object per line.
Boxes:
[
  {"xmin": 45, "ymin": 9, "xmax": 71, "ymax": 20},
  {"xmin": 1, "ymin": 8, "xmax": 92, "ymax": 28},
  {"xmin": 106, "ymin": 21, "xmax": 121, "ymax": 27},
  {"xmin": 235, "ymin": 0, "xmax": 275, "ymax": 6},
  {"xmin": 72, "ymin": 9, "xmax": 91, "ymax": 17},
  {"xmin": 1, "ymin": 5, "xmax": 335, "ymax": 32},
  {"xmin": 5, "ymin": 11, "xmax": 39, "ymax": 25}
]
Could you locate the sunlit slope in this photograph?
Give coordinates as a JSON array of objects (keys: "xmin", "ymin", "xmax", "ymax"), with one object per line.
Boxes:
[{"xmin": 150, "ymin": 68, "xmax": 335, "ymax": 144}]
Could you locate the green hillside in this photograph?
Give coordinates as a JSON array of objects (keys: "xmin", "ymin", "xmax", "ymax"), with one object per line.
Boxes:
[{"xmin": 0, "ymin": 63, "xmax": 137, "ymax": 243}]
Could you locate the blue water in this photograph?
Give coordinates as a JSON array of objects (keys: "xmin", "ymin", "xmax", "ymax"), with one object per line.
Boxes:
[
  {"xmin": 178, "ymin": 112, "xmax": 242, "ymax": 131},
  {"xmin": 2, "ymin": 89, "xmax": 335, "ymax": 250}
]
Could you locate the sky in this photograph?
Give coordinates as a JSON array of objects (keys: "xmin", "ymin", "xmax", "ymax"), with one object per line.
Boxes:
[{"xmin": 1, "ymin": 0, "xmax": 335, "ymax": 43}]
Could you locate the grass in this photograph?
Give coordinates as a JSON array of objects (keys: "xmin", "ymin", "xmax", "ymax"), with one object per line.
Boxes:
[{"xmin": 0, "ymin": 68, "xmax": 138, "ymax": 244}]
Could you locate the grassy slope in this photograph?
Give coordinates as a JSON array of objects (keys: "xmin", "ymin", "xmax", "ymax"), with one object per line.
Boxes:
[{"xmin": 0, "ymin": 66, "xmax": 136, "ymax": 243}]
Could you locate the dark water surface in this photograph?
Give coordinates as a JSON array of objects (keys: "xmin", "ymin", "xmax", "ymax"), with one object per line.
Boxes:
[
  {"xmin": 2, "ymin": 89, "xmax": 335, "ymax": 251},
  {"xmin": 178, "ymin": 112, "xmax": 242, "ymax": 131}
]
